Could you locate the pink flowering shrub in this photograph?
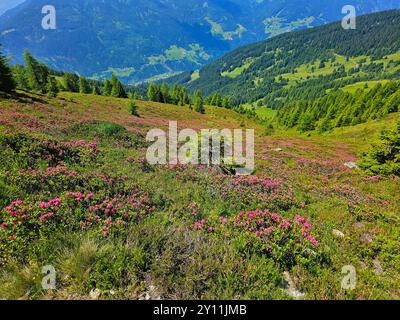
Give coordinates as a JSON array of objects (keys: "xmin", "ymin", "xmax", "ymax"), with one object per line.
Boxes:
[
  {"xmin": 0, "ymin": 133, "xmax": 99, "ymax": 169},
  {"xmin": 0, "ymin": 192, "xmax": 153, "ymax": 260},
  {"xmin": 229, "ymin": 176, "xmax": 296, "ymax": 211},
  {"xmin": 65, "ymin": 191, "xmax": 153, "ymax": 237},
  {"xmin": 3, "ymin": 166, "xmax": 129, "ymax": 198},
  {"xmin": 0, "ymin": 198, "xmax": 63, "ymax": 259},
  {"xmin": 230, "ymin": 210, "xmax": 321, "ymax": 268}
]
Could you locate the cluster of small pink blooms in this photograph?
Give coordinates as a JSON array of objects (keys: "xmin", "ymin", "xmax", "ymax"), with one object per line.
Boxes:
[
  {"xmin": 39, "ymin": 198, "xmax": 62, "ymax": 209},
  {"xmin": 279, "ymin": 218, "xmax": 291, "ymax": 229},
  {"xmin": 232, "ymin": 209, "xmax": 321, "ymax": 251},
  {"xmin": 63, "ymin": 140, "xmax": 99, "ymax": 154},
  {"xmin": 1, "ymin": 198, "xmax": 63, "ymax": 243},
  {"xmin": 193, "ymin": 219, "xmax": 206, "ymax": 230},
  {"xmin": 294, "ymin": 215, "xmax": 313, "ymax": 230},
  {"xmin": 39, "ymin": 212, "xmax": 55, "ymax": 222},
  {"xmin": 219, "ymin": 216, "xmax": 228, "ymax": 225},
  {"xmin": 104, "ymin": 176, "xmax": 116, "ymax": 183},
  {"xmin": 71, "ymin": 192, "xmax": 152, "ymax": 236},
  {"xmin": 18, "ymin": 165, "xmax": 79, "ymax": 178},
  {"xmin": 233, "ymin": 176, "xmax": 282, "ymax": 193},
  {"xmin": 233, "ymin": 209, "xmax": 282, "ymax": 228},
  {"xmin": 364, "ymin": 175, "xmax": 383, "ymax": 182},
  {"xmin": 188, "ymin": 202, "xmax": 201, "ymax": 216},
  {"xmin": 1, "ymin": 191, "xmax": 154, "ymax": 243},
  {"xmin": 229, "ymin": 175, "xmax": 297, "ymax": 209},
  {"xmin": 302, "ymin": 231, "xmax": 320, "ymax": 248},
  {"xmin": 0, "ymin": 117, "xmax": 11, "ymax": 125},
  {"xmin": 67, "ymin": 191, "xmax": 84, "ymax": 202},
  {"xmin": 44, "ymin": 166, "xmax": 79, "ymax": 177},
  {"xmin": 66, "ymin": 191, "xmax": 94, "ymax": 202}
]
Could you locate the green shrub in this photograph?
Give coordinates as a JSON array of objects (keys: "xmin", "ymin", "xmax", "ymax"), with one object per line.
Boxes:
[{"xmin": 359, "ymin": 122, "xmax": 400, "ymax": 176}]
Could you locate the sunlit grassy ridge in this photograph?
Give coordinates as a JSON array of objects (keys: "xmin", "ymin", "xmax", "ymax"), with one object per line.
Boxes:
[{"xmin": 0, "ymin": 92, "xmax": 399, "ymax": 300}]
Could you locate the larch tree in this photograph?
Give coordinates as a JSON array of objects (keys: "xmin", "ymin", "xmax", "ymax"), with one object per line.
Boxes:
[{"xmin": 0, "ymin": 48, "xmax": 15, "ymax": 93}]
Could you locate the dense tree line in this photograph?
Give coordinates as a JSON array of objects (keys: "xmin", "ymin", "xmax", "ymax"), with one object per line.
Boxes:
[
  {"xmin": 146, "ymin": 82, "xmax": 235, "ymax": 114},
  {"xmin": 146, "ymin": 82, "xmax": 207, "ymax": 113},
  {"xmin": 277, "ymin": 81, "xmax": 400, "ymax": 132},
  {"xmin": 146, "ymin": 82, "xmax": 190, "ymax": 106},
  {"xmin": 9, "ymin": 49, "xmax": 131, "ymax": 99}
]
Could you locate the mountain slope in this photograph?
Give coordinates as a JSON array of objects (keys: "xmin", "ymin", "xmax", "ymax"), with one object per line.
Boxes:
[
  {"xmin": 183, "ymin": 10, "xmax": 400, "ymax": 105},
  {"xmin": 1, "ymin": 0, "xmax": 400, "ymax": 83},
  {"xmin": 0, "ymin": 0, "xmax": 25, "ymax": 16},
  {"xmin": 0, "ymin": 89, "xmax": 399, "ymax": 299}
]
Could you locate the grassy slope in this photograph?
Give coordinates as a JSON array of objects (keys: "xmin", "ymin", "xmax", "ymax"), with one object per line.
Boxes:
[{"xmin": 0, "ymin": 91, "xmax": 399, "ymax": 299}]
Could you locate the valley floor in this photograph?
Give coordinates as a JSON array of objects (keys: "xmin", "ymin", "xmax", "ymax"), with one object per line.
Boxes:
[{"xmin": 0, "ymin": 91, "xmax": 399, "ymax": 299}]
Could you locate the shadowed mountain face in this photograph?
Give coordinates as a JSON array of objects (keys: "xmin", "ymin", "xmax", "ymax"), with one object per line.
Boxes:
[{"xmin": 1, "ymin": 0, "xmax": 400, "ymax": 83}]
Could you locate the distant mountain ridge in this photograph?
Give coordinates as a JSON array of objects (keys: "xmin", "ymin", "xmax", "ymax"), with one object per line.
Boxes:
[
  {"xmin": 179, "ymin": 10, "xmax": 400, "ymax": 105},
  {"xmin": 1, "ymin": 0, "xmax": 400, "ymax": 83}
]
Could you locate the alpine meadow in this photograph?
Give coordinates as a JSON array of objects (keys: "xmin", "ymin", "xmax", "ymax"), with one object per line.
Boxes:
[{"xmin": 0, "ymin": 0, "xmax": 399, "ymax": 304}]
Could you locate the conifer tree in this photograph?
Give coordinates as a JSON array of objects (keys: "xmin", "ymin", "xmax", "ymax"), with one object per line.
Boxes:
[
  {"xmin": 193, "ymin": 90, "xmax": 205, "ymax": 114},
  {"xmin": 160, "ymin": 82, "xmax": 170, "ymax": 103},
  {"xmin": 360, "ymin": 122, "xmax": 400, "ymax": 176},
  {"xmin": 103, "ymin": 79, "xmax": 112, "ymax": 96},
  {"xmin": 111, "ymin": 75, "xmax": 127, "ymax": 98},
  {"xmin": 92, "ymin": 85, "xmax": 100, "ymax": 95},
  {"xmin": 11, "ymin": 65, "xmax": 28, "ymax": 90},
  {"xmin": 222, "ymin": 96, "xmax": 231, "ymax": 109},
  {"xmin": 79, "ymin": 77, "xmax": 90, "ymax": 94},
  {"xmin": 46, "ymin": 76, "xmax": 59, "ymax": 97},
  {"xmin": 0, "ymin": 48, "xmax": 15, "ymax": 93},
  {"xmin": 23, "ymin": 49, "xmax": 48, "ymax": 93},
  {"xmin": 23, "ymin": 49, "xmax": 40, "ymax": 91},
  {"xmin": 147, "ymin": 82, "xmax": 161, "ymax": 102},
  {"xmin": 129, "ymin": 98, "xmax": 139, "ymax": 116},
  {"xmin": 63, "ymin": 73, "xmax": 79, "ymax": 92}
]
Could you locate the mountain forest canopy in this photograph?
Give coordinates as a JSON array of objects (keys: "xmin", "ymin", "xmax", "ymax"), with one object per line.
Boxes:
[{"xmin": 184, "ymin": 10, "xmax": 400, "ymax": 100}]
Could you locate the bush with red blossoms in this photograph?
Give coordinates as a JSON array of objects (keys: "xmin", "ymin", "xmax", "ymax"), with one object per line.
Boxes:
[
  {"xmin": 228, "ymin": 176, "xmax": 297, "ymax": 211},
  {"xmin": 229, "ymin": 210, "xmax": 321, "ymax": 268},
  {"xmin": 65, "ymin": 191, "xmax": 153, "ymax": 237},
  {"xmin": 0, "ymin": 191, "xmax": 153, "ymax": 260},
  {"xmin": 0, "ymin": 198, "xmax": 62, "ymax": 259},
  {"xmin": 0, "ymin": 133, "xmax": 99, "ymax": 169}
]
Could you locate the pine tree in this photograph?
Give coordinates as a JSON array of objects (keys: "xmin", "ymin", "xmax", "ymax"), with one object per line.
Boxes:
[
  {"xmin": 11, "ymin": 65, "xmax": 28, "ymax": 90},
  {"xmin": 129, "ymin": 98, "xmax": 139, "ymax": 116},
  {"xmin": 92, "ymin": 85, "xmax": 100, "ymax": 95},
  {"xmin": 46, "ymin": 76, "xmax": 59, "ymax": 97},
  {"xmin": 79, "ymin": 77, "xmax": 89, "ymax": 94},
  {"xmin": 147, "ymin": 82, "xmax": 161, "ymax": 102},
  {"xmin": 222, "ymin": 96, "xmax": 231, "ymax": 109},
  {"xmin": 193, "ymin": 90, "xmax": 205, "ymax": 114},
  {"xmin": 23, "ymin": 49, "xmax": 48, "ymax": 92},
  {"xmin": 63, "ymin": 73, "xmax": 79, "ymax": 92},
  {"xmin": 160, "ymin": 82, "xmax": 170, "ymax": 103},
  {"xmin": 24, "ymin": 49, "xmax": 40, "ymax": 91},
  {"xmin": 111, "ymin": 76, "xmax": 127, "ymax": 98},
  {"xmin": 110, "ymin": 73, "xmax": 118, "ymax": 88},
  {"xmin": 0, "ymin": 48, "xmax": 15, "ymax": 93},
  {"xmin": 103, "ymin": 80, "xmax": 112, "ymax": 96},
  {"xmin": 359, "ymin": 122, "xmax": 400, "ymax": 176}
]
